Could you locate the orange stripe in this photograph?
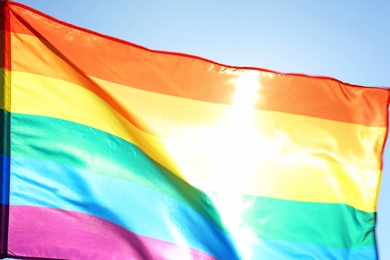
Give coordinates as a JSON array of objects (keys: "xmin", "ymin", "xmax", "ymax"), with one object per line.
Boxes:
[{"xmin": 9, "ymin": 3, "xmax": 390, "ymax": 126}]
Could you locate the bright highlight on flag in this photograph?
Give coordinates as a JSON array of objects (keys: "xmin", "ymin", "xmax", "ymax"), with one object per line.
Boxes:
[{"xmin": 0, "ymin": 1, "xmax": 389, "ymax": 259}]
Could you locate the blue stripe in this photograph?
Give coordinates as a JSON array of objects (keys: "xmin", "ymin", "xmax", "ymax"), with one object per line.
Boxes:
[
  {"xmin": 250, "ymin": 238, "xmax": 377, "ymax": 259},
  {"xmin": 10, "ymin": 156, "xmax": 239, "ymax": 259},
  {"xmin": 0, "ymin": 155, "xmax": 9, "ymax": 205}
]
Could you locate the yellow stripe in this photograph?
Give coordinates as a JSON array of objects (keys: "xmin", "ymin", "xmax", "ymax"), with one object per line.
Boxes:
[
  {"xmin": 0, "ymin": 69, "xmax": 11, "ymax": 111},
  {"xmin": 11, "ymin": 71, "xmax": 385, "ymax": 212}
]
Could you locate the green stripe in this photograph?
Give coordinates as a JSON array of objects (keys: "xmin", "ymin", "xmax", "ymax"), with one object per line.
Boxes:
[
  {"xmin": 11, "ymin": 113, "xmax": 227, "ymax": 232},
  {"xmin": 237, "ymin": 195, "xmax": 376, "ymax": 248},
  {"xmin": 11, "ymin": 113, "xmax": 376, "ymax": 248},
  {"xmin": 0, "ymin": 110, "xmax": 9, "ymax": 156}
]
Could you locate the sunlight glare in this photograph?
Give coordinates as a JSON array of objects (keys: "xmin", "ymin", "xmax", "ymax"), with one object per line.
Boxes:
[{"xmin": 233, "ymin": 70, "xmax": 261, "ymax": 110}]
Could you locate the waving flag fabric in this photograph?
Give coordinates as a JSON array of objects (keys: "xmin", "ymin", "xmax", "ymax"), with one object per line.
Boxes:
[{"xmin": 0, "ymin": 2, "xmax": 389, "ymax": 259}]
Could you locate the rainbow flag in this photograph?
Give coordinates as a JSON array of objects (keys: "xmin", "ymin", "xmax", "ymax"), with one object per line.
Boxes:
[{"xmin": 1, "ymin": 2, "xmax": 389, "ymax": 259}]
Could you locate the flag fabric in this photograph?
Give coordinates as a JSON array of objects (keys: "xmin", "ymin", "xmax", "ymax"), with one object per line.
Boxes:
[{"xmin": 1, "ymin": 2, "xmax": 389, "ymax": 259}]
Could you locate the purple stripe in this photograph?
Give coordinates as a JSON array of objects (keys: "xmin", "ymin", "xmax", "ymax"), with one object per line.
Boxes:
[
  {"xmin": 0, "ymin": 204, "xmax": 8, "ymax": 256},
  {"xmin": 8, "ymin": 205, "xmax": 216, "ymax": 260}
]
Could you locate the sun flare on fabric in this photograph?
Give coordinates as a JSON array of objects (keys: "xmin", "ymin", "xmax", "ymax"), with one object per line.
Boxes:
[
  {"xmin": 217, "ymin": 70, "xmax": 263, "ymax": 183},
  {"xmin": 212, "ymin": 70, "xmax": 263, "ymax": 259},
  {"xmin": 233, "ymin": 70, "xmax": 261, "ymax": 109}
]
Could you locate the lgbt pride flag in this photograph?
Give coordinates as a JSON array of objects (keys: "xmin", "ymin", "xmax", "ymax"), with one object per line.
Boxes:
[{"xmin": 0, "ymin": 1, "xmax": 389, "ymax": 259}]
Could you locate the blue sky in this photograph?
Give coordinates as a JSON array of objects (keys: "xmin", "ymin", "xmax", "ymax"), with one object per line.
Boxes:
[{"xmin": 10, "ymin": 0, "xmax": 390, "ymax": 259}]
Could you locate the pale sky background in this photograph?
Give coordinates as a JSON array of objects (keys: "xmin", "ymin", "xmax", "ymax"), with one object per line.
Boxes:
[{"xmin": 9, "ymin": 1, "xmax": 390, "ymax": 259}]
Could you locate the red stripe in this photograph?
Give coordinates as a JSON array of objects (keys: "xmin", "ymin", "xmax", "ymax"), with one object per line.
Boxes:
[
  {"xmin": 8, "ymin": 2, "xmax": 390, "ymax": 126},
  {"xmin": 8, "ymin": 205, "xmax": 215, "ymax": 260},
  {"xmin": 0, "ymin": 2, "xmax": 11, "ymax": 70}
]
